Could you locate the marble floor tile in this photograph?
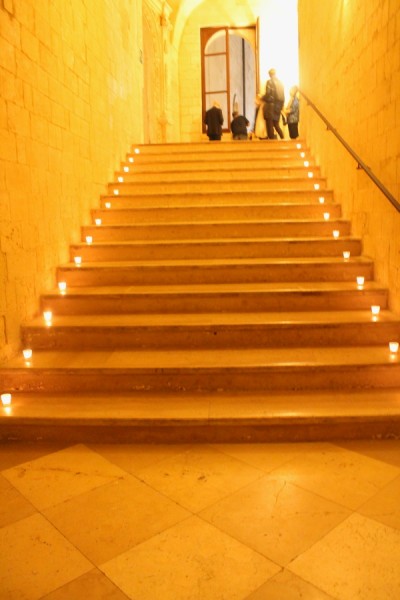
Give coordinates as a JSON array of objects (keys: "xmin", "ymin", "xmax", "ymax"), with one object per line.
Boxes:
[
  {"xmin": 134, "ymin": 444, "xmax": 266, "ymax": 512},
  {"xmin": 337, "ymin": 439, "xmax": 400, "ymax": 469},
  {"xmin": 2, "ymin": 444, "xmax": 126, "ymax": 510},
  {"xmin": 244, "ymin": 569, "xmax": 335, "ymax": 600},
  {"xmin": 43, "ymin": 474, "xmax": 190, "ymax": 565},
  {"xmin": 358, "ymin": 474, "xmax": 400, "ymax": 531},
  {"xmin": 288, "ymin": 513, "xmax": 400, "ymax": 600},
  {"xmin": 40, "ymin": 569, "xmax": 130, "ymax": 600},
  {"xmin": 101, "ymin": 515, "xmax": 280, "ymax": 600},
  {"xmin": 199, "ymin": 475, "xmax": 350, "ymax": 566},
  {"xmin": 0, "ymin": 513, "xmax": 91, "ymax": 600},
  {"xmin": 0, "ymin": 442, "xmax": 68, "ymax": 471},
  {"xmin": 0, "ymin": 474, "xmax": 36, "ymax": 527},
  {"xmin": 270, "ymin": 443, "xmax": 400, "ymax": 510}
]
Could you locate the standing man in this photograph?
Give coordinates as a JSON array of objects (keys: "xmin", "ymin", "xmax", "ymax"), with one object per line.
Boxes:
[
  {"xmin": 262, "ymin": 68, "xmax": 285, "ymax": 139},
  {"xmin": 204, "ymin": 101, "xmax": 224, "ymax": 141}
]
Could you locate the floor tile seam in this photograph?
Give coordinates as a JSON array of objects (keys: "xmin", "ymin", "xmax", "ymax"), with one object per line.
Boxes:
[{"xmin": 354, "ymin": 470, "xmax": 400, "ymax": 515}]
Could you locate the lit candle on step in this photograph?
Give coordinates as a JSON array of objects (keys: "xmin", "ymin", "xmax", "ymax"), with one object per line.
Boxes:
[
  {"xmin": 22, "ymin": 348, "xmax": 32, "ymax": 360},
  {"xmin": 389, "ymin": 342, "xmax": 399, "ymax": 354},
  {"xmin": 123, "ymin": 166, "xmax": 129, "ymax": 172},
  {"xmin": 323, "ymin": 212, "xmax": 330, "ymax": 221},
  {"xmin": 356, "ymin": 276, "xmax": 365, "ymax": 287},
  {"xmin": 113, "ymin": 189, "xmax": 119, "ymax": 195},
  {"xmin": 1, "ymin": 393, "xmax": 12, "ymax": 406},
  {"xmin": 85, "ymin": 236, "xmax": 93, "ymax": 244},
  {"xmin": 105, "ymin": 202, "xmax": 111, "ymax": 209},
  {"xmin": 58, "ymin": 281, "xmax": 67, "ymax": 293},
  {"xmin": 300, "ymin": 151, "xmax": 305, "ymax": 158},
  {"xmin": 95, "ymin": 218, "xmax": 102, "ymax": 226},
  {"xmin": 297, "ymin": 143, "xmax": 302, "ymax": 149},
  {"xmin": 319, "ymin": 196, "xmax": 325, "ymax": 204},
  {"xmin": 343, "ymin": 251, "xmax": 350, "ymax": 260},
  {"xmin": 134, "ymin": 148, "xmax": 140, "ymax": 154},
  {"xmin": 74, "ymin": 256, "xmax": 82, "ymax": 266},
  {"xmin": 371, "ymin": 305, "xmax": 380, "ymax": 315},
  {"xmin": 118, "ymin": 176, "xmax": 124, "ymax": 182},
  {"xmin": 332, "ymin": 230, "xmax": 340, "ymax": 238},
  {"xmin": 308, "ymin": 171, "xmax": 314, "ymax": 178},
  {"xmin": 128, "ymin": 157, "xmax": 134, "ymax": 163},
  {"xmin": 304, "ymin": 160, "xmax": 309, "ymax": 167},
  {"xmin": 314, "ymin": 183, "xmax": 320, "ymax": 190},
  {"xmin": 43, "ymin": 310, "xmax": 52, "ymax": 323}
]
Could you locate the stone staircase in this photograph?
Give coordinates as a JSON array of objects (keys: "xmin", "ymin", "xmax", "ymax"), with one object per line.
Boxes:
[{"xmin": 1, "ymin": 140, "xmax": 400, "ymax": 443}]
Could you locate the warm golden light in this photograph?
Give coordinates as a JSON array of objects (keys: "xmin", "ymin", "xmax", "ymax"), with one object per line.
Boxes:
[
  {"xmin": 22, "ymin": 348, "xmax": 32, "ymax": 360},
  {"xmin": 323, "ymin": 212, "xmax": 330, "ymax": 221},
  {"xmin": 389, "ymin": 342, "xmax": 399, "ymax": 353},
  {"xmin": 113, "ymin": 189, "xmax": 119, "ymax": 195},
  {"xmin": 308, "ymin": 171, "xmax": 314, "ymax": 178},
  {"xmin": 300, "ymin": 151, "xmax": 305, "ymax": 158},
  {"xmin": 319, "ymin": 197, "xmax": 325, "ymax": 204},
  {"xmin": 356, "ymin": 276, "xmax": 365, "ymax": 286},
  {"xmin": 314, "ymin": 183, "xmax": 320, "ymax": 190},
  {"xmin": 85, "ymin": 236, "xmax": 93, "ymax": 244},
  {"xmin": 332, "ymin": 230, "xmax": 340, "ymax": 238},
  {"xmin": 297, "ymin": 143, "xmax": 302, "ymax": 149},
  {"xmin": 43, "ymin": 310, "xmax": 52, "ymax": 321},
  {"xmin": 74, "ymin": 256, "xmax": 82, "ymax": 266},
  {"xmin": 95, "ymin": 218, "xmax": 102, "ymax": 226},
  {"xmin": 123, "ymin": 166, "xmax": 129, "ymax": 172},
  {"xmin": 371, "ymin": 305, "xmax": 380, "ymax": 315},
  {"xmin": 343, "ymin": 251, "xmax": 350, "ymax": 259},
  {"xmin": 304, "ymin": 161, "xmax": 309, "ymax": 167},
  {"xmin": 128, "ymin": 157, "xmax": 134, "ymax": 163},
  {"xmin": 118, "ymin": 176, "xmax": 124, "ymax": 182},
  {"xmin": 58, "ymin": 281, "xmax": 67, "ymax": 292},
  {"xmin": 1, "ymin": 393, "xmax": 12, "ymax": 406},
  {"xmin": 105, "ymin": 202, "xmax": 111, "ymax": 209},
  {"xmin": 134, "ymin": 148, "xmax": 140, "ymax": 154}
]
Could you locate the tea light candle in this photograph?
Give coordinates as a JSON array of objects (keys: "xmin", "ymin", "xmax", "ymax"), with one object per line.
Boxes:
[
  {"xmin": 308, "ymin": 171, "xmax": 314, "ymax": 178},
  {"xmin": 95, "ymin": 218, "xmax": 102, "ymax": 226},
  {"xmin": 319, "ymin": 196, "xmax": 325, "ymax": 204},
  {"xmin": 371, "ymin": 305, "xmax": 380, "ymax": 315},
  {"xmin": 128, "ymin": 157, "xmax": 134, "ymax": 163},
  {"xmin": 1, "ymin": 393, "xmax": 12, "ymax": 406},
  {"xmin": 356, "ymin": 276, "xmax": 365, "ymax": 286},
  {"xmin": 58, "ymin": 281, "xmax": 67, "ymax": 292},
  {"xmin": 323, "ymin": 212, "xmax": 330, "ymax": 221},
  {"xmin": 43, "ymin": 310, "xmax": 52, "ymax": 321},
  {"xmin": 74, "ymin": 256, "xmax": 82, "ymax": 266},
  {"xmin": 300, "ymin": 151, "xmax": 305, "ymax": 158},
  {"xmin": 85, "ymin": 236, "xmax": 93, "ymax": 244},
  {"xmin": 123, "ymin": 166, "xmax": 129, "ymax": 172},
  {"xmin": 105, "ymin": 202, "xmax": 111, "ymax": 209},
  {"xmin": 332, "ymin": 230, "xmax": 340, "ymax": 238},
  {"xmin": 113, "ymin": 189, "xmax": 119, "ymax": 195},
  {"xmin": 304, "ymin": 161, "xmax": 309, "ymax": 167},
  {"xmin": 117, "ymin": 176, "xmax": 124, "ymax": 182},
  {"xmin": 389, "ymin": 342, "xmax": 399, "ymax": 353},
  {"xmin": 297, "ymin": 143, "xmax": 302, "ymax": 150},
  {"xmin": 134, "ymin": 148, "xmax": 140, "ymax": 154},
  {"xmin": 314, "ymin": 183, "xmax": 320, "ymax": 190},
  {"xmin": 22, "ymin": 348, "xmax": 32, "ymax": 360},
  {"xmin": 343, "ymin": 251, "xmax": 350, "ymax": 260}
]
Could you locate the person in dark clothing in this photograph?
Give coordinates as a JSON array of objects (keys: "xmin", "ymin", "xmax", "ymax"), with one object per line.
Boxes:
[
  {"xmin": 284, "ymin": 85, "xmax": 300, "ymax": 139},
  {"xmin": 230, "ymin": 111, "xmax": 249, "ymax": 140},
  {"xmin": 204, "ymin": 101, "xmax": 224, "ymax": 141},
  {"xmin": 262, "ymin": 68, "xmax": 285, "ymax": 139}
]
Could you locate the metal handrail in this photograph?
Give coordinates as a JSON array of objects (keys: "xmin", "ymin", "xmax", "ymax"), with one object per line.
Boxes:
[{"xmin": 299, "ymin": 89, "xmax": 400, "ymax": 212}]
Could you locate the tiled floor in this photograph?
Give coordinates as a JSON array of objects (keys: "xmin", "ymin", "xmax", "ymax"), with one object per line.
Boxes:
[{"xmin": 0, "ymin": 440, "xmax": 400, "ymax": 599}]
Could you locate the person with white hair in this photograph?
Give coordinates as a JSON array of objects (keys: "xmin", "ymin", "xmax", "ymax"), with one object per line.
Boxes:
[{"xmin": 262, "ymin": 68, "xmax": 285, "ymax": 139}]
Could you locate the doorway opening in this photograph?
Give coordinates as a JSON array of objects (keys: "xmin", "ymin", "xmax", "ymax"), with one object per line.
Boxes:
[{"xmin": 201, "ymin": 26, "xmax": 258, "ymax": 134}]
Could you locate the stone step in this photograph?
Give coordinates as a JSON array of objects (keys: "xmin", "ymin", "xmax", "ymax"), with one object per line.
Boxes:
[
  {"xmin": 128, "ymin": 140, "xmax": 306, "ymax": 156},
  {"xmin": 56, "ymin": 257, "xmax": 374, "ymax": 286},
  {"xmin": 21, "ymin": 311, "xmax": 400, "ymax": 351},
  {"xmin": 40, "ymin": 282, "xmax": 389, "ymax": 315},
  {"xmin": 102, "ymin": 189, "xmax": 333, "ymax": 206},
  {"xmin": 91, "ymin": 203, "xmax": 342, "ymax": 224},
  {"xmin": 107, "ymin": 177, "xmax": 327, "ymax": 195},
  {"xmin": 2, "ymin": 347, "xmax": 400, "ymax": 394},
  {"xmin": 114, "ymin": 166, "xmax": 322, "ymax": 183},
  {"xmin": 69, "ymin": 238, "xmax": 362, "ymax": 261},
  {"xmin": 119, "ymin": 157, "xmax": 316, "ymax": 173},
  {"xmin": 82, "ymin": 220, "xmax": 351, "ymax": 241},
  {"xmin": 1, "ymin": 389, "xmax": 400, "ymax": 443}
]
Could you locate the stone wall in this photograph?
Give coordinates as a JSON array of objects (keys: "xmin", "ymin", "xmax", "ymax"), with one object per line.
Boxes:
[
  {"xmin": 0, "ymin": 0, "xmax": 143, "ymax": 359},
  {"xmin": 298, "ymin": 0, "xmax": 400, "ymax": 310}
]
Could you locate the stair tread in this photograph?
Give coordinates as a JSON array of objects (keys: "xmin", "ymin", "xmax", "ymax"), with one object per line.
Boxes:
[
  {"xmin": 25, "ymin": 311, "xmax": 400, "ymax": 327},
  {"xmin": 3, "ymin": 346, "xmax": 400, "ymax": 369},
  {"xmin": 72, "ymin": 237, "xmax": 358, "ymax": 247},
  {"xmin": 2, "ymin": 389, "xmax": 400, "ymax": 422}
]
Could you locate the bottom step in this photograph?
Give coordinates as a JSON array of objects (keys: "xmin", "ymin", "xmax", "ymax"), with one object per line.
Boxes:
[{"xmin": 1, "ymin": 390, "xmax": 400, "ymax": 443}]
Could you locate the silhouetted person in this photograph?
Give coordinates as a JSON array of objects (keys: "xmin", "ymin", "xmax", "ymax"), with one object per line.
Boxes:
[
  {"xmin": 230, "ymin": 111, "xmax": 249, "ymax": 140},
  {"xmin": 204, "ymin": 101, "xmax": 224, "ymax": 141},
  {"xmin": 262, "ymin": 68, "xmax": 285, "ymax": 139}
]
